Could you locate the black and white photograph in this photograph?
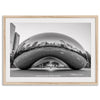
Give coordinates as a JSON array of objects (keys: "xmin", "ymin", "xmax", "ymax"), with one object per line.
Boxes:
[{"xmin": 3, "ymin": 16, "xmax": 98, "ymax": 85}]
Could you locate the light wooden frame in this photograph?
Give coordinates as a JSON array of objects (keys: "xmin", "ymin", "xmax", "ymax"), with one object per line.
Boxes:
[{"xmin": 3, "ymin": 15, "xmax": 98, "ymax": 85}]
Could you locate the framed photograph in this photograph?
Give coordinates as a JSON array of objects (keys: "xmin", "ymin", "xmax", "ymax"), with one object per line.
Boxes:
[{"xmin": 3, "ymin": 16, "xmax": 98, "ymax": 85}]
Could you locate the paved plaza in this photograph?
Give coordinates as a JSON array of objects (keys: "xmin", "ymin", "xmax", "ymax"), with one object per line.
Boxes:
[{"xmin": 10, "ymin": 68, "xmax": 91, "ymax": 77}]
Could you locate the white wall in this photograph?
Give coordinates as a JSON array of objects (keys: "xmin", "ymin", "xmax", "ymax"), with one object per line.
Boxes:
[{"xmin": 0, "ymin": 0, "xmax": 99, "ymax": 100}]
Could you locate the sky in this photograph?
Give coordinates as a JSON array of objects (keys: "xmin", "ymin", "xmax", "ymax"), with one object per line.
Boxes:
[{"xmin": 13, "ymin": 23, "xmax": 91, "ymax": 53}]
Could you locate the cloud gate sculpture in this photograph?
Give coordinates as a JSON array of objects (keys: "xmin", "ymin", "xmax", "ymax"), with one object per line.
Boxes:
[{"xmin": 13, "ymin": 32, "xmax": 90, "ymax": 70}]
